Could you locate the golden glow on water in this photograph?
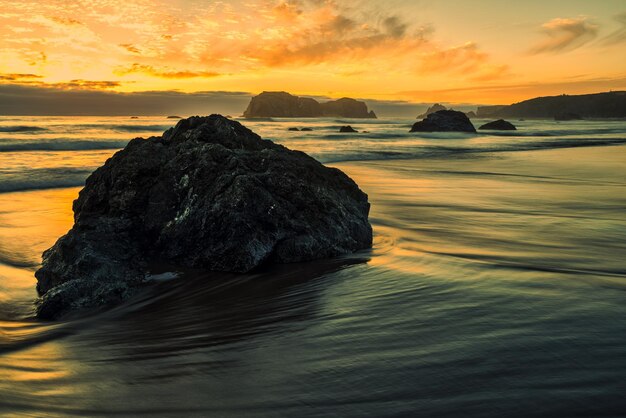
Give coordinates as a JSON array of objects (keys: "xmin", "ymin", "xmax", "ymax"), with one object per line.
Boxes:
[
  {"xmin": 0, "ymin": 340, "xmax": 83, "ymax": 403},
  {"xmin": 0, "ymin": 188, "xmax": 78, "ymax": 267}
]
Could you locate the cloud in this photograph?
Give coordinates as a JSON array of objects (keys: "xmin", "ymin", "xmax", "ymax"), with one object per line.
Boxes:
[
  {"xmin": 247, "ymin": 4, "xmax": 434, "ymax": 68},
  {"xmin": 382, "ymin": 16, "xmax": 408, "ymax": 38},
  {"xmin": 48, "ymin": 80, "xmax": 122, "ymax": 89},
  {"xmin": 272, "ymin": 1, "xmax": 303, "ymax": 23},
  {"xmin": 50, "ymin": 16, "xmax": 83, "ymax": 26},
  {"xmin": 530, "ymin": 17, "xmax": 598, "ymax": 54},
  {"xmin": 0, "ymin": 73, "xmax": 42, "ymax": 81},
  {"xmin": 601, "ymin": 12, "xmax": 626, "ymax": 46},
  {"xmin": 115, "ymin": 64, "xmax": 221, "ymax": 79},
  {"xmin": 418, "ymin": 42, "xmax": 510, "ymax": 80},
  {"xmin": 119, "ymin": 43, "xmax": 141, "ymax": 54},
  {"xmin": 0, "ymin": 74, "xmax": 120, "ymax": 90}
]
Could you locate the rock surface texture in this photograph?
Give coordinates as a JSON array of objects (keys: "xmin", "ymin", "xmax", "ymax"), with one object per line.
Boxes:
[
  {"xmin": 410, "ymin": 110, "xmax": 476, "ymax": 133},
  {"xmin": 243, "ymin": 91, "xmax": 377, "ymax": 119},
  {"xmin": 478, "ymin": 119, "xmax": 516, "ymax": 130},
  {"xmin": 35, "ymin": 115, "xmax": 372, "ymax": 319}
]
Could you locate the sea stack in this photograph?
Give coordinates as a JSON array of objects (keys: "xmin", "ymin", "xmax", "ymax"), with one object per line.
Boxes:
[
  {"xmin": 410, "ymin": 110, "xmax": 476, "ymax": 133},
  {"xmin": 35, "ymin": 115, "xmax": 372, "ymax": 319},
  {"xmin": 243, "ymin": 91, "xmax": 377, "ymax": 119},
  {"xmin": 479, "ymin": 119, "xmax": 516, "ymax": 130},
  {"xmin": 417, "ymin": 103, "xmax": 447, "ymax": 119}
]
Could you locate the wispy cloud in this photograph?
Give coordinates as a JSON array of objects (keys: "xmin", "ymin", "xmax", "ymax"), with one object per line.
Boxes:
[
  {"xmin": 115, "ymin": 63, "xmax": 221, "ymax": 79},
  {"xmin": 0, "ymin": 73, "xmax": 120, "ymax": 90},
  {"xmin": 600, "ymin": 12, "xmax": 626, "ymax": 46},
  {"xmin": 0, "ymin": 73, "xmax": 43, "ymax": 81},
  {"xmin": 529, "ymin": 16, "xmax": 598, "ymax": 54},
  {"xmin": 119, "ymin": 43, "xmax": 141, "ymax": 54},
  {"xmin": 49, "ymin": 79, "xmax": 122, "ymax": 89}
]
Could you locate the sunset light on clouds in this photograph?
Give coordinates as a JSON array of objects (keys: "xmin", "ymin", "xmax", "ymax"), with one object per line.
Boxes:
[{"xmin": 1, "ymin": 0, "xmax": 625, "ymax": 105}]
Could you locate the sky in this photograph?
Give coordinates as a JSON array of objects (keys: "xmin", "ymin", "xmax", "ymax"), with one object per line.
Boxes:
[{"xmin": 0, "ymin": 0, "xmax": 625, "ymax": 114}]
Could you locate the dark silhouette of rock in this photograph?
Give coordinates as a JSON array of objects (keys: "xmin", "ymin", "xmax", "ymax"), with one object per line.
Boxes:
[
  {"xmin": 465, "ymin": 111, "xmax": 477, "ymax": 119},
  {"xmin": 301, "ymin": 127, "xmax": 313, "ymax": 131},
  {"xmin": 476, "ymin": 91, "xmax": 625, "ymax": 119},
  {"xmin": 339, "ymin": 126, "xmax": 358, "ymax": 133},
  {"xmin": 243, "ymin": 92, "xmax": 377, "ymax": 119},
  {"xmin": 35, "ymin": 115, "xmax": 372, "ymax": 319},
  {"xmin": 288, "ymin": 127, "xmax": 300, "ymax": 131},
  {"xmin": 554, "ymin": 112, "xmax": 582, "ymax": 121},
  {"xmin": 417, "ymin": 103, "xmax": 447, "ymax": 119},
  {"xmin": 130, "ymin": 116, "xmax": 139, "ymax": 119},
  {"xmin": 478, "ymin": 119, "xmax": 516, "ymax": 130},
  {"xmin": 410, "ymin": 110, "xmax": 476, "ymax": 133},
  {"xmin": 167, "ymin": 115, "xmax": 182, "ymax": 119}
]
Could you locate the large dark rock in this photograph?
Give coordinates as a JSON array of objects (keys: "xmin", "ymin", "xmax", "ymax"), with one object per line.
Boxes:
[
  {"xmin": 417, "ymin": 103, "xmax": 447, "ymax": 119},
  {"xmin": 243, "ymin": 92, "xmax": 377, "ymax": 119},
  {"xmin": 35, "ymin": 115, "xmax": 372, "ymax": 319},
  {"xmin": 478, "ymin": 119, "xmax": 516, "ymax": 130},
  {"xmin": 339, "ymin": 126, "xmax": 358, "ymax": 133},
  {"xmin": 410, "ymin": 110, "xmax": 476, "ymax": 133}
]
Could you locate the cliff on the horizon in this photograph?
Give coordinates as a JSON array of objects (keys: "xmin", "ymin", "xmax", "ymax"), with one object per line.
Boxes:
[
  {"xmin": 476, "ymin": 91, "xmax": 626, "ymax": 119},
  {"xmin": 243, "ymin": 92, "xmax": 377, "ymax": 119}
]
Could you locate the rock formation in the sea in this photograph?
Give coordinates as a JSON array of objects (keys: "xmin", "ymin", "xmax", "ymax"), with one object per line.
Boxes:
[
  {"xmin": 476, "ymin": 91, "xmax": 626, "ymax": 119},
  {"xmin": 478, "ymin": 119, "xmax": 516, "ymax": 130},
  {"xmin": 417, "ymin": 103, "xmax": 447, "ymax": 119},
  {"xmin": 410, "ymin": 110, "xmax": 476, "ymax": 133},
  {"xmin": 554, "ymin": 112, "xmax": 582, "ymax": 121},
  {"xmin": 243, "ymin": 92, "xmax": 377, "ymax": 119},
  {"xmin": 288, "ymin": 127, "xmax": 300, "ymax": 131},
  {"xmin": 339, "ymin": 126, "xmax": 358, "ymax": 133},
  {"xmin": 167, "ymin": 115, "xmax": 182, "ymax": 119},
  {"xmin": 301, "ymin": 127, "xmax": 313, "ymax": 131},
  {"xmin": 35, "ymin": 115, "xmax": 372, "ymax": 319}
]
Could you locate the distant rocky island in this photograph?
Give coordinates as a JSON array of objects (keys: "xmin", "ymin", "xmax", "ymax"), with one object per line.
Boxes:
[
  {"xmin": 243, "ymin": 91, "xmax": 377, "ymax": 119},
  {"xmin": 417, "ymin": 103, "xmax": 476, "ymax": 119},
  {"xmin": 476, "ymin": 91, "xmax": 626, "ymax": 119}
]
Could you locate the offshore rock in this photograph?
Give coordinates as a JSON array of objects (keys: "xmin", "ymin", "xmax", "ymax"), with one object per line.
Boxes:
[
  {"xmin": 339, "ymin": 125, "xmax": 358, "ymax": 133},
  {"xmin": 35, "ymin": 115, "xmax": 372, "ymax": 319},
  {"xmin": 410, "ymin": 110, "xmax": 476, "ymax": 133},
  {"xmin": 478, "ymin": 119, "xmax": 516, "ymax": 130}
]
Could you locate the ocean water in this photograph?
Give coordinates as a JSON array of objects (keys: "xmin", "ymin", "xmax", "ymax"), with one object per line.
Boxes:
[{"xmin": 0, "ymin": 115, "xmax": 625, "ymax": 416}]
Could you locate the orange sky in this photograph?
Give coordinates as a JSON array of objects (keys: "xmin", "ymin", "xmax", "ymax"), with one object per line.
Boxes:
[{"xmin": 0, "ymin": 0, "xmax": 625, "ymax": 105}]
